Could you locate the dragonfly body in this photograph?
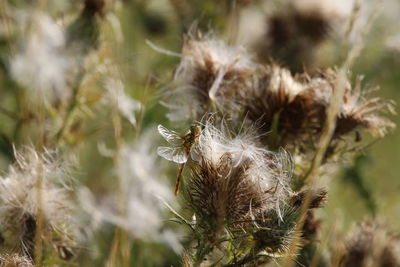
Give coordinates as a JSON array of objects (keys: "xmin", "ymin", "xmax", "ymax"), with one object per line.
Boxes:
[{"xmin": 157, "ymin": 124, "xmax": 201, "ymax": 194}]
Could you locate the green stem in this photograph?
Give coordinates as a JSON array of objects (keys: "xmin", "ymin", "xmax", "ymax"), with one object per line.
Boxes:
[{"xmin": 55, "ymin": 71, "xmax": 85, "ymax": 143}]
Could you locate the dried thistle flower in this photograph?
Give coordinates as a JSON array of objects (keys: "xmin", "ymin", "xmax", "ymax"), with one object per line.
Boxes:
[
  {"xmin": 335, "ymin": 79, "xmax": 396, "ymax": 138},
  {"xmin": 196, "ymin": 122, "xmax": 293, "ymax": 204},
  {"xmin": 186, "ymin": 152, "xmax": 297, "ymax": 265},
  {"xmin": 245, "ymin": 65, "xmax": 316, "ymax": 148},
  {"xmin": 306, "ymin": 70, "xmax": 396, "ymax": 139},
  {"xmin": 0, "ymin": 254, "xmax": 33, "ymax": 267},
  {"xmin": 291, "ymin": 188, "xmax": 327, "ymax": 210},
  {"xmin": 0, "ymin": 147, "xmax": 76, "ymax": 260},
  {"xmin": 187, "ymin": 153, "xmax": 264, "ymax": 235},
  {"xmin": 342, "ymin": 219, "xmax": 400, "ymax": 267},
  {"xmin": 291, "ymin": 189, "xmax": 327, "ymax": 266},
  {"xmin": 244, "ymin": 65, "xmax": 396, "ymax": 153},
  {"xmin": 255, "ymin": 0, "xmax": 352, "ymax": 70},
  {"xmin": 183, "ymin": 121, "xmax": 295, "ymax": 264},
  {"xmin": 163, "ymin": 34, "xmax": 255, "ymax": 122}
]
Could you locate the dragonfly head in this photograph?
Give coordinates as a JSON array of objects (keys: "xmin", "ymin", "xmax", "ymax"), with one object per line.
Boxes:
[{"xmin": 190, "ymin": 124, "xmax": 202, "ymax": 139}]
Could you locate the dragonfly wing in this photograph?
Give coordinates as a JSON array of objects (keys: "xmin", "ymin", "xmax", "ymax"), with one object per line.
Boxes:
[
  {"xmin": 190, "ymin": 148, "xmax": 201, "ymax": 162},
  {"xmin": 157, "ymin": 125, "xmax": 183, "ymax": 146},
  {"xmin": 277, "ymin": 147, "xmax": 293, "ymax": 179},
  {"xmin": 157, "ymin": 146, "xmax": 188, "ymax": 164}
]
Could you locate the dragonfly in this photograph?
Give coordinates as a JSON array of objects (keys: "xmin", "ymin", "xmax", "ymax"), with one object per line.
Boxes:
[{"xmin": 157, "ymin": 124, "xmax": 202, "ymax": 195}]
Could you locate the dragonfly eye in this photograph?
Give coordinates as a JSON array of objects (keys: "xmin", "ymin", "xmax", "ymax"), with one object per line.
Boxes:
[{"xmin": 190, "ymin": 125, "xmax": 202, "ymax": 136}]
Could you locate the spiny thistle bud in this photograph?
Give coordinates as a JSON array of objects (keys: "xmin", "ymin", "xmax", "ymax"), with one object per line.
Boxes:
[
  {"xmin": 342, "ymin": 219, "xmax": 400, "ymax": 267},
  {"xmin": 250, "ymin": 205, "xmax": 302, "ymax": 258},
  {"xmin": 248, "ymin": 190, "xmax": 326, "ymax": 260},
  {"xmin": 163, "ymin": 34, "xmax": 255, "ymax": 122}
]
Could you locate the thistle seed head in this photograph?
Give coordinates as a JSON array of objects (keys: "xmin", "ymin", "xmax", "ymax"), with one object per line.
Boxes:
[
  {"xmin": 187, "ymin": 153, "xmax": 264, "ymax": 233},
  {"xmin": 256, "ymin": 0, "xmax": 352, "ymax": 70},
  {"xmin": 342, "ymin": 219, "xmax": 400, "ymax": 267},
  {"xmin": 10, "ymin": 12, "xmax": 73, "ymax": 104},
  {"xmin": 244, "ymin": 65, "xmax": 396, "ymax": 152},
  {"xmin": 0, "ymin": 254, "xmax": 33, "ymax": 267},
  {"xmin": 186, "ymin": 122, "xmax": 293, "ymax": 238},
  {"xmin": 163, "ymin": 34, "xmax": 255, "ymax": 122},
  {"xmin": 0, "ymin": 147, "xmax": 75, "ymax": 259}
]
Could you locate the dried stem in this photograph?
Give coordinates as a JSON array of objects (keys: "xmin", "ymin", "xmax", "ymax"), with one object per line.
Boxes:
[
  {"xmin": 34, "ymin": 91, "xmax": 46, "ymax": 266},
  {"xmin": 55, "ymin": 73, "xmax": 85, "ymax": 144},
  {"xmin": 107, "ymin": 81, "xmax": 131, "ymax": 266},
  {"xmin": 283, "ymin": 7, "xmax": 379, "ymax": 267}
]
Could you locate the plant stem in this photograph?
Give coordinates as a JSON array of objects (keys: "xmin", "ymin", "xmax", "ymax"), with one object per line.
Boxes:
[
  {"xmin": 55, "ymin": 72, "xmax": 84, "ymax": 143},
  {"xmin": 282, "ymin": 8, "xmax": 377, "ymax": 267}
]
